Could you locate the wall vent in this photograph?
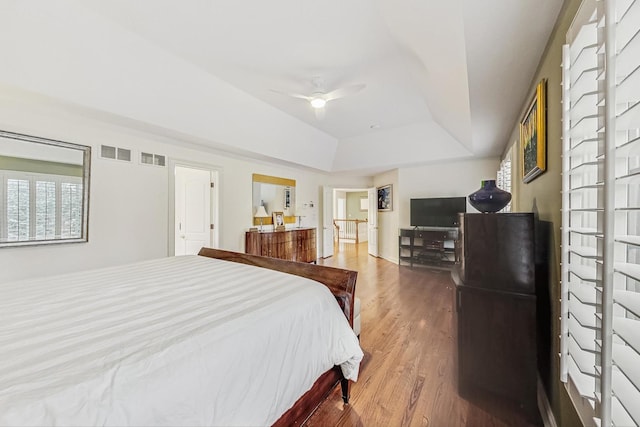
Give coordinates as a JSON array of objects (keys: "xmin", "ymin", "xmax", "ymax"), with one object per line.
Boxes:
[
  {"xmin": 100, "ymin": 145, "xmax": 132, "ymax": 162},
  {"xmin": 140, "ymin": 152, "xmax": 166, "ymax": 167}
]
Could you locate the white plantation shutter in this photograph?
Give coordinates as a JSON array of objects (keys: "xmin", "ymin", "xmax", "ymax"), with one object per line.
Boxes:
[
  {"xmin": 497, "ymin": 149, "xmax": 513, "ymax": 213},
  {"xmin": 610, "ymin": 0, "xmax": 640, "ymax": 423},
  {"xmin": 35, "ymin": 180, "xmax": 56, "ymax": 240},
  {"xmin": 60, "ymin": 181, "xmax": 83, "ymax": 238},
  {"xmin": 561, "ymin": 4, "xmax": 600, "ymax": 417},
  {"xmin": 1, "ymin": 172, "xmax": 83, "ymax": 242},
  {"xmin": 561, "ymin": 0, "xmax": 640, "ymax": 426},
  {"xmin": 6, "ymin": 178, "xmax": 30, "ymax": 241}
]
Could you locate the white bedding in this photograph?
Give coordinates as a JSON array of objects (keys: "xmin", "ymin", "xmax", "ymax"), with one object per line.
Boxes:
[{"xmin": 0, "ymin": 255, "xmax": 363, "ymax": 426}]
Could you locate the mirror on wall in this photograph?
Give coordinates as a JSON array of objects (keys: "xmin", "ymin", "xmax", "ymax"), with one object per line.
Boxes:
[
  {"xmin": 0, "ymin": 130, "xmax": 91, "ymax": 247},
  {"xmin": 252, "ymin": 173, "xmax": 296, "ymax": 226}
]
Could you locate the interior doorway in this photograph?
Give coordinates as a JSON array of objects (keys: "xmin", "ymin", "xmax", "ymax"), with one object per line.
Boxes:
[
  {"xmin": 169, "ymin": 161, "xmax": 219, "ymax": 256},
  {"xmin": 331, "ymin": 187, "xmax": 376, "ymax": 256}
]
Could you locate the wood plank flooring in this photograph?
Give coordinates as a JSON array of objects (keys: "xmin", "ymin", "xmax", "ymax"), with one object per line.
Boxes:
[{"xmin": 308, "ymin": 242, "xmax": 542, "ymax": 427}]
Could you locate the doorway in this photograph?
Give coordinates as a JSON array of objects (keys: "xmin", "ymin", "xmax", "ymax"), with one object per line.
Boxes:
[
  {"xmin": 169, "ymin": 161, "xmax": 219, "ymax": 256},
  {"xmin": 326, "ymin": 187, "xmax": 377, "ymax": 257}
]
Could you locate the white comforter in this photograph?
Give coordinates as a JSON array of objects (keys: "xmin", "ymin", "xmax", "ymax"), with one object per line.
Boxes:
[{"xmin": 0, "ymin": 255, "xmax": 363, "ymax": 426}]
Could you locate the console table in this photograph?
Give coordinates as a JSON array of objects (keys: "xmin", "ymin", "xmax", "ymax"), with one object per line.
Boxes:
[
  {"xmin": 245, "ymin": 228, "xmax": 317, "ymax": 263},
  {"xmin": 398, "ymin": 227, "xmax": 459, "ymax": 267}
]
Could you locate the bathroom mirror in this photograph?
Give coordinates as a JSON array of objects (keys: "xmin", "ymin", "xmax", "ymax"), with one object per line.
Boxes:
[
  {"xmin": 252, "ymin": 173, "xmax": 296, "ymax": 226},
  {"xmin": 0, "ymin": 130, "xmax": 91, "ymax": 247}
]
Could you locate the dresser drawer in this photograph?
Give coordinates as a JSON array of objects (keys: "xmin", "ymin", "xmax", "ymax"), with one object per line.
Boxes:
[{"xmin": 245, "ymin": 228, "xmax": 316, "ymax": 263}]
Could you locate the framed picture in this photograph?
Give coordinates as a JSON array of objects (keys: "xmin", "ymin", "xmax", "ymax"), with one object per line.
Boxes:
[
  {"xmin": 521, "ymin": 79, "xmax": 547, "ymax": 183},
  {"xmin": 283, "ymin": 186, "xmax": 291, "ymax": 209},
  {"xmin": 377, "ymin": 184, "xmax": 392, "ymax": 211},
  {"xmin": 272, "ymin": 211, "xmax": 285, "ymax": 229}
]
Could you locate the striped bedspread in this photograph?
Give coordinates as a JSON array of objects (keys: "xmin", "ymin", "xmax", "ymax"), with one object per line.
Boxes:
[{"xmin": 0, "ymin": 255, "xmax": 363, "ymax": 426}]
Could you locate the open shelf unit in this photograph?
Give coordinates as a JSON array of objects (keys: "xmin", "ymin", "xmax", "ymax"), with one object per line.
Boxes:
[{"xmin": 398, "ymin": 227, "xmax": 458, "ymax": 267}]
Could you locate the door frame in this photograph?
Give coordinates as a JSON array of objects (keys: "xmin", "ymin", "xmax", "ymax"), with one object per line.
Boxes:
[
  {"xmin": 367, "ymin": 186, "xmax": 378, "ymax": 257},
  {"xmin": 329, "ymin": 186, "xmax": 375, "ymax": 251},
  {"xmin": 322, "ymin": 186, "xmax": 334, "ymax": 259},
  {"xmin": 168, "ymin": 159, "xmax": 222, "ymax": 256}
]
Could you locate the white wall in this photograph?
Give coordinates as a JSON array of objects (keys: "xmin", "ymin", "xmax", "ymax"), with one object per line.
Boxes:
[
  {"xmin": 0, "ymin": 102, "xmax": 371, "ymax": 283},
  {"xmin": 346, "ymin": 191, "xmax": 368, "ymax": 220},
  {"xmin": 0, "ymin": 96, "xmax": 498, "ymax": 282},
  {"xmin": 398, "ymin": 157, "xmax": 500, "ymax": 227},
  {"xmin": 0, "ymin": 4, "xmax": 339, "ymax": 172},
  {"xmin": 371, "ymin": 157, "xmax": 500, "ymax": 264}
]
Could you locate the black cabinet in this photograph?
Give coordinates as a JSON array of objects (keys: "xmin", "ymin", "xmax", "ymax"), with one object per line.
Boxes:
[
  {"xmin": 398, "ymin": 227, "xmax": 458, "ymax": 267},
  {"xmin": 453, "ymin": 213, "xmax": 537, "ymax": 418}
]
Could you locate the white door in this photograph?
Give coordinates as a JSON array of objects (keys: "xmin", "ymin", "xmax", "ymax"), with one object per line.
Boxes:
[
  {"xmin": 175, "ymin": 166, "xmax": 211, "ymax": 256},
  {"xmin": 368, "ymin": 187, "xmax": 378, "ymax": 257},
  {"xmin": 322, "ymin": 186, "xmax": 334, "ymax": 258}
]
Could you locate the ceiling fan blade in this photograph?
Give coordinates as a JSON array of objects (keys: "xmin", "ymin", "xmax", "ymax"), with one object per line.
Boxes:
[
  {"xmin": 324, "ymin": 83, "xmax": 366, "ymax": 102},
  {"xmin": 269, "ymin": 89, "xmax": 311, "ymax": 101},
  {"xmin": 314, "ymin": 107, "xmax": 326, "ymax": 120}
]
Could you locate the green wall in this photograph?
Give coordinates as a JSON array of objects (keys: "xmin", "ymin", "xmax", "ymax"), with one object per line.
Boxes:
[
  {"xmin": 346, "ymin": 191, "xmax": 368, "ymax": 220},
  {"xmin": 0, "ymin": 156, "xmax": 83, "ymax": 177},
  {"xmin": 505, "ymin": 0, "xmax": 582, "ymax": 425}
]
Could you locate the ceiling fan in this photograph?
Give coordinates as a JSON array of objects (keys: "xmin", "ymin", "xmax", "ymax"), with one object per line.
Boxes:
[{"xmin": 271, "ymin": 77, "xmax": 366, "ymax": 120}]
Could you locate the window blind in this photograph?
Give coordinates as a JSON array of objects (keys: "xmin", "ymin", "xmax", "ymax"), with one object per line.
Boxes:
[
  {"xmin": 1, "ymin": 172, "xmax": 83, "ymax": 242},
  {"xmin": 35, "ymin": 180, "xmax": 56, "ymax": 240},
  {"xmin": 497, "ymin": 148, "xmax": 513, "ymax": 213},
  {"xmin": 6, "ymin": 178, "xmax": 30, "ymax": 242},
  {"xmin": 561, "ymin": 0, "xmax": 640, "ymax": 426}
]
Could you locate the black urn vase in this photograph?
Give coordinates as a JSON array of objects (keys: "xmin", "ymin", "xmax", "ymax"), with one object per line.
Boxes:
[{"xmin": 468, "ymin": 179, "xmax": 511, "ymax": 213}]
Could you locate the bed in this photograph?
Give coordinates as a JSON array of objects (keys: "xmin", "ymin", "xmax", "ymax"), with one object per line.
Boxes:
[{"xmin": 0, "ymin": 248, "xmax": 363, "ymax": 426}]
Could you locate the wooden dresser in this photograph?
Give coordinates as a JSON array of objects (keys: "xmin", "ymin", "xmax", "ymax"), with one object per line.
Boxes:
[
  {"xmin": 245, "ymin": 228, "xmax": 317, "ymax": 263},
  {"xmin": 453, "ymin": 213, "xmax": 537, "ymax": 420}
]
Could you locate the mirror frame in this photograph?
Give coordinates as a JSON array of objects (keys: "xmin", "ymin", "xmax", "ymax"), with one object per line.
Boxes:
[
  {"xmin": 252, "ymin": 173, "xmax": 296, "ymax": 226},
  {"xmin": 0, "ymin": 130, "xmax": 91, "ymax": 248}
]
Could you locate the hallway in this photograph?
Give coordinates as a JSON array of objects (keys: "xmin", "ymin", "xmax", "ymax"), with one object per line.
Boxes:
[{"xmin": 308, "ymin": 242, "xmax": 541, "ymax": 427}]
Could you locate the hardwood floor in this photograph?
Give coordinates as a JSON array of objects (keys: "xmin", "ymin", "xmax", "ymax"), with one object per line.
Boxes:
[{"xmin": 308, "ymin": 242, "xmax": 542, "ymax": 427}]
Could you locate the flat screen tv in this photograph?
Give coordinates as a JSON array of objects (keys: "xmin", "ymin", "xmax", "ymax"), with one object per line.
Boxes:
[{"xmin": 410, "ymin": 197, "xmax": 466, "ymax": 227}]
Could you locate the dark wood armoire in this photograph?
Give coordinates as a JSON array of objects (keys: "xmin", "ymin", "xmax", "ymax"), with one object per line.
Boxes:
[{"xmin": 453, "ymin": 213, "xmax": 537, "ymax": 419}]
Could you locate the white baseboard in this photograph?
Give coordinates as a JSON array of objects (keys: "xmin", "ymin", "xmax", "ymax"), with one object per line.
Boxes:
[
  {"xmin": 538, "ymin": 375, "xmax": 558, "ymax": 427},
  {"xmin": 379, "ymin": 254, "xmax": 398, "ymax": 264}
]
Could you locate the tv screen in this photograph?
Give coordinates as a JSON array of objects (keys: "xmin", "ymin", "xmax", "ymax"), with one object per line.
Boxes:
[{"xmin": 410, "ymin": 197, "xmax": 466, "ymax": 227}]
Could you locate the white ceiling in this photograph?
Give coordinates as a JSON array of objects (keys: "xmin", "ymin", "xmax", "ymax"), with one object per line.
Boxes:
[{"xmin": 0, "ymin": 0, "xmax": 563, "ymax": 174}]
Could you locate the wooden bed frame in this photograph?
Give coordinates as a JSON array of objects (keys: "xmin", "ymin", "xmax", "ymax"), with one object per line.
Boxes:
[{"xmin": 197, "ymin": 248, "xmax": 358, "ymax": 426}]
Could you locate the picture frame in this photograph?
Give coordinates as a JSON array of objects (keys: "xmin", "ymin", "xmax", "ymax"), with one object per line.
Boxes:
[
  {"xmin": 284, "ymin": 186, "xmax": 291, "ymax": 209},
  {"xmin": 521, "ymin": 79, "xmax": 547, "ymax": 183},
  {"xmin": 272, "ymin": 211, "xmax": 285, "ymax": 230},
  {"xmin": 377, "ymin": 184, "xmax": 392, "ymax": 211}
]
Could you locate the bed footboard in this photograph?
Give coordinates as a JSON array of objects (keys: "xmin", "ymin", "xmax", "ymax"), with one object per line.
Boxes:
[{"xmin": 197, "ymin": 248, "xmax": 358, "ymax": 425}]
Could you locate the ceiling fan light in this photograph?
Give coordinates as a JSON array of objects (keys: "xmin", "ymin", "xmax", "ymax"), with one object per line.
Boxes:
[{"xmin": 310, "ymin": 97, "xmax": 326, "ymax": 109}]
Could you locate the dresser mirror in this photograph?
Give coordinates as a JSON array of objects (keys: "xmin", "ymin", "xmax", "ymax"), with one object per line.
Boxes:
[
  {"xmin": 252, "ymin": 173, "xmax": 296, "ymax": 226},
  {"xmin": 0, "ymin": 130, "xmax": 91, "ymax": 247}
]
